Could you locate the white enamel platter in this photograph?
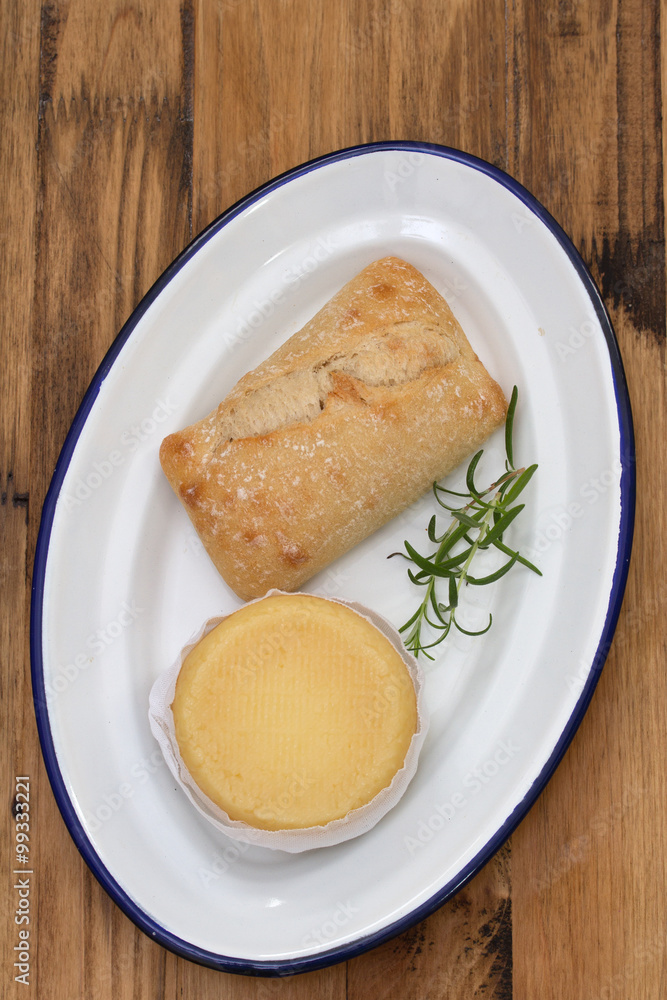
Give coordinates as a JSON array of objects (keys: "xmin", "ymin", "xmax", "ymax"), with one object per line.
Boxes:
[{"xmin": 32, "ymin": 143, "xmax": 635, "ymax": 975}]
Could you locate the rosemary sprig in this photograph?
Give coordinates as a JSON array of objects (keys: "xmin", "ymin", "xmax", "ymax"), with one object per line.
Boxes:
[{"xmin": 390, "ymin": 386, "xmax": 541, "ymax": 659}]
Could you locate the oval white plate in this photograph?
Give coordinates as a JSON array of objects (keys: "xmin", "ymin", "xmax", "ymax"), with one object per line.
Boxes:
[{"xmin": 32, "ymin": 143, "xmax": 634, "ymax": 974}]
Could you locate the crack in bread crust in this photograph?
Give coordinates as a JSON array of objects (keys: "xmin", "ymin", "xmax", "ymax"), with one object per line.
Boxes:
[{"xmin": 211, "ymin": 321, "xmax": 460, "ymax": 449}]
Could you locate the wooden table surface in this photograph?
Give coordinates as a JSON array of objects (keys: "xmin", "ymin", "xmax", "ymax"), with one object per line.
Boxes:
[{"xmin": 2, "ymin": 1, "xmax": 664, "ymax": 997}]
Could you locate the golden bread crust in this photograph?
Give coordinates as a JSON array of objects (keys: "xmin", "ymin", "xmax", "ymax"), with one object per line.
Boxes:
[{"xmin": 160, "ymin": 257, "xmax": 507, "ymax": 599}]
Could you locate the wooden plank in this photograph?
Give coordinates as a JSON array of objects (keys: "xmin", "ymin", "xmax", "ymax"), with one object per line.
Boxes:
[
  {"xmin": 1, "ymin": 2, "xmax": 42, "ymax": 999},
  {"xmin": 33, "ymin": 1, "xmax": 193, "ymax": 481},
  {"xmin": 508, "ymin": 2, "xmax": 667, "ymax": 998},
  {"xmin": 29, "ymin": 2, "xmax": 192, "ymax": 997},
  {"xmin": 170, "ymin": 961, "xmax": 346, "ymax": 1000}
]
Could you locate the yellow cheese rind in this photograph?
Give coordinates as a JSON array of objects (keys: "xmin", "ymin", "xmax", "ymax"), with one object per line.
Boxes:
[{"xmin": 172, "ymin": 594, "xmax": 418, "ymax": 830}]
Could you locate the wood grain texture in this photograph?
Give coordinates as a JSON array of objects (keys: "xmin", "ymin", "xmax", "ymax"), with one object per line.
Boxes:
[
  {"xmin": 25, "ymin": 3, "xmax": 192, "ymax": 999},
  {"xmin": 507, "ymin": 3, "xmax": 667, "ymax": 1000},
  {"xmin": 1, "ymin": 2, "xmax": 42, "ymax": 999},
  {"xmin": 2, "ymin": 0, "xmax": 665, "ymax": 997}
]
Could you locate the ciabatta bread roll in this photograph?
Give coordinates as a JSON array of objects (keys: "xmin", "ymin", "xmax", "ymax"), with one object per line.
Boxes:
[{"xmin": 160, "ymin": 257, "xmax": 506, "ymax": 599}]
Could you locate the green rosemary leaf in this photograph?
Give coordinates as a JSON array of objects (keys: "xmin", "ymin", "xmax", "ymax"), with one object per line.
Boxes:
[
  {"xmin": 434, "ymin": 495, "xmax": 473, "ymax": 512},
  {"xmin": 417, "ymin": 632, "xmax": 450, "ymax": 654},
  {"xmin": 454, "ymin": 612, "xmax": 493, "ymax": 637},
  {"xmin": 479, "ymin": 504, "xmax": 525, "ymax": 548},
  {"xmin": 434, "ymin": 483, "xmax": 471, "ymax": 499},
  {"xmin": 465, "ymin": 449, "xmax": 484, "ymax": 496},
  {"xmin": 403, "ymin": 541, "xmax": 459, "ymax": 580},
  {"xmin": 400, "ymin": 605, "xmax": 424, "ymax": 631},
  {"xmin": 427, "ymin": 514, "xmax": 439, "ymax": 542},
  {"xmin": 466, "ymin": 551, "xmax": 519, "ymax": 585},
  {"xmin": 451, "ymin": 509, "xmax": 483, "ymax": 529},
  {"xmin": 448, "ymin": 573, "xmax": 459, "ymax": 608},
  {"xmin": 429, "ymin": 587, "xmax": 449, "ymax": 624},
  {"xmin": 403, "ymin": 541, "xmax": 436, "ymax": 572},
  {"xmin": 505, "ymin": 384, "xmax": 518, "ymax": 468},
  {"xmin": 435, "ymin": 521, "xmax": 470, "ymax": 554},
  {"xmin": 494, "ymin": 540, "xmax": 543, "ymax": 575},
  {"xmin": 434, "ymin": 547, "xmax": 471, "ymax": 571},
  {"xmin": 424, "ymin": 608, "xmax": 448, "ymax": 631},
  {"xmin": 502, "ymin": 463, "xmax": 538, "ymax": 506}
]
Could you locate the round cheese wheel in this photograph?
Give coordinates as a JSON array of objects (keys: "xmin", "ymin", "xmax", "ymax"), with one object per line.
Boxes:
[{"xmin": 171, "ymin": 593, "xmax": 418, "ymax": 830}]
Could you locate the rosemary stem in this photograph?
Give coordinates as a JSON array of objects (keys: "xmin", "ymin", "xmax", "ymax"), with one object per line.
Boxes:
[{"xmin": 451, "ymin": 496, "xmax": 496, "ymax": 605}]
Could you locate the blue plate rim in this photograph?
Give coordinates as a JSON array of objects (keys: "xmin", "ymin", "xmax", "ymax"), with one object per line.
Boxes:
[{"xmin": 30, "ymin": 140, "xmax": 635, "ymax": 976}]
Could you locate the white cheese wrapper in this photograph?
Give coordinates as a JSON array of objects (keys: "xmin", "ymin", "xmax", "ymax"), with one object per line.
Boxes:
[{"xmin": 148, "ymin": 590, "xmax": 429, "ymax": 852}]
